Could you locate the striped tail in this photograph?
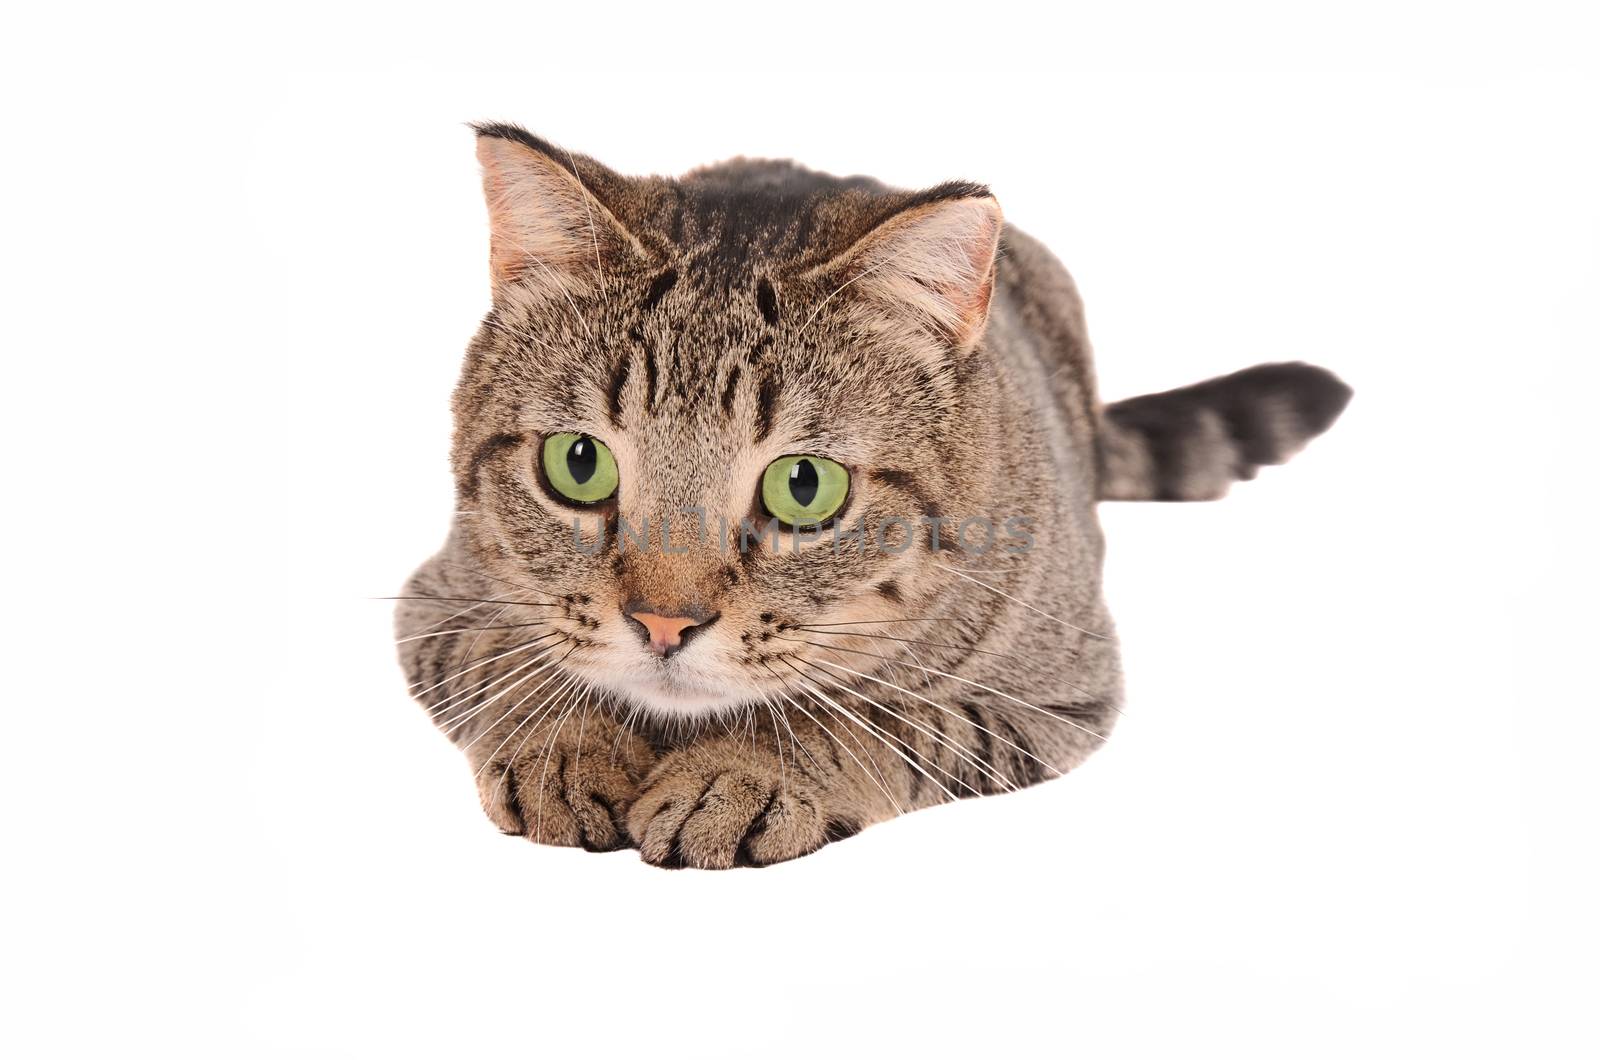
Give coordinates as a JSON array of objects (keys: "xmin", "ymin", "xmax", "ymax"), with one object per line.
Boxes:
[{"xmin": 1097, "ymin": 362, "xmax": 1352, "ymax": 501}]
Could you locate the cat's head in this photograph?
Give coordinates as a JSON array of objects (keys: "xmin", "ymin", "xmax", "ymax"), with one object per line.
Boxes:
[{"xmin": 450, "ymin": 124, "xmax": 1012, "ymax": 720}]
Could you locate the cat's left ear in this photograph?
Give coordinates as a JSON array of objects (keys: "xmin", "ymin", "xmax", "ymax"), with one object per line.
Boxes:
[
  {"xmin": 811, "ymin": 185, "xmax": 1003, "ymax": 350},
  {"xmin": 473, "ymin": 123, "xmax": 650, "ymax": 299}
]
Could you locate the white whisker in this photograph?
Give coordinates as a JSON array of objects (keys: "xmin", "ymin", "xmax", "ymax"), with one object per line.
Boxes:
[
  {"xmin": 472, "ymin": 667, "xmax": 586, "ymax": 781},
  {"xmin": 440, "ymin": 561, "xmax": 564, "ymax": 602},
  {"xmin": 395, "ymin": 619, "xmax": 547, "ymax": 645},
  {"xmin": 765, "ymin": 673, "xmax": 903, "ymax": 815},
  {"xmin": 449, "ymin": 644, "xmax": 576, "ymax": 744},
  {"xmin": 796, "ymin": 652, "xmax": 1067, "ymax": 777},
  {"xmin": 936, "ymin": 563, "xmax": 1109, "ymax": 639},
  {"xmin": 532, "ymin": 686, "xmax": 585, "ymax": 843},
  {"xmin": 803, "ymin": 648, "xmax": 1106, "ymax": 742},
  {"xmin": 795, "ymin": 660, "xmax": 1015, "ymax": 794},
  {"xmin": 401, "ymin": 598, "xmax": 498, "ymax": 639},
  {"xmin": 411, "ymin": 633, "xmax": 560, "ymax": 701},
  {"xmin": 786, "ymin": 666, "xmax": 969, "ymax": 802}
]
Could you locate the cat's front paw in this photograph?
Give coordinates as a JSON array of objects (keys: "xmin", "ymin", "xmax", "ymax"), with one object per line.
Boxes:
[
  {"xmin": 476, "ymin": 724, "xmax": 653, "ymax": 852},
  {"xmin": 627, "ymin": 743, "xmax": 853, "ymax": 869}
]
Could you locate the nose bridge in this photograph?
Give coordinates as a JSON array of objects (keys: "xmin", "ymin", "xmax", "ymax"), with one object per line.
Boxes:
[
  {"xmin": 616, "ymin": 501, "xmax": 728, "ymax": 619},
  {"xmin": 618, "ymin": 436, "xmax": 730, "ymax": 615},
  {"xmin": 619, "ymin": 549, "xmax": 723, "ymax": 619}
]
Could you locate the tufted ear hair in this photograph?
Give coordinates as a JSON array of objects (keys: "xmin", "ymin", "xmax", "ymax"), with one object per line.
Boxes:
[
  {"xmin": 472, "ymin": 123, "xmax": 649, "ymax": 299},
  {"xmin": 811, "ymin": 184, "xmax": 1003, "ymax": 350}
]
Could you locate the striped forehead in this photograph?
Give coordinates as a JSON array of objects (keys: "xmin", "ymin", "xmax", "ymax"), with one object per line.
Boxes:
[{"xmin": 602, "ymin": 267, "xmax": 796, "ymax": 441}]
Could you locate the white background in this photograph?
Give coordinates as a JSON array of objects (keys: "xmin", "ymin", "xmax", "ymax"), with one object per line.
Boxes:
[{"xmin": 4, "ymin": 3, "xmax": 1597, "ymax": 1057}]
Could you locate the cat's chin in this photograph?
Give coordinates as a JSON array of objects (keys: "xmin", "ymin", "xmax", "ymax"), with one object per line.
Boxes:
[{"xmin": 613, "ymin": 672, "xmax": 752, "ymax": 721}]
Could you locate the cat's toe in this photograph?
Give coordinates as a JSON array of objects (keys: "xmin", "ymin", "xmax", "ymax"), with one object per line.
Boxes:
[
  {"xmin": 627, "ymin": 754, "xmax": 833, "ymax": 869},
  {"xmin": 738, "ymin": 789, "xmax": 837, "ymax": 867},
  {"xmin": 478, "ymin": 738, "xmax": 647, "ymax": 851}
]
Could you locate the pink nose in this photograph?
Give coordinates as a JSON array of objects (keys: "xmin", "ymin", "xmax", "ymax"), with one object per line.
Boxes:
[{"xmin": 628, "ymin": 612, "xmax": 709, "ymax": 657}]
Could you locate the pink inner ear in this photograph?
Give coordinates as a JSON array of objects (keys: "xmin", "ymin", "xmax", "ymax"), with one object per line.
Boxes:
[
  {"xmin": 474, "ymin": 134, "xmax": 648, "ymax": 295},
  {"xmin": 949, "ymin": 211, "xmax": 1001, "ymax": 325},
  {"xmin": 477, "ymin": 136, "xmax": 589, "ymax": 288},
  {"xmin": 851, "ymin": 195, "xmax": 1004, "ymax": 348}
]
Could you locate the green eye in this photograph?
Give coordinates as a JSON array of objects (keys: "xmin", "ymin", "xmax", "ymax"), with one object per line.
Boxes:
[
  {"xmin": 541, "ymin": 433, "xmax": 619, "ymax": 504},
  {"xmin": 761, "ymin": 455, "xmax": 850, "ymax": 528}
]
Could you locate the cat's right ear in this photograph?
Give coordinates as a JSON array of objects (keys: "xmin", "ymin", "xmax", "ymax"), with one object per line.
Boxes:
[{"xmin": 473, "ymin": 124, "xmax": 649, "ymax": 299}]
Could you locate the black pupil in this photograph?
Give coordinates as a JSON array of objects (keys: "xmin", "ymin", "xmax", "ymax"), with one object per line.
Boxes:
[
  {"xmin": 567, "ymin": 437, "xmax": 597, "ymax": 484},
  {"xmin": 788, "ymin": 459, "xmax": 819, "ymax": 507}
]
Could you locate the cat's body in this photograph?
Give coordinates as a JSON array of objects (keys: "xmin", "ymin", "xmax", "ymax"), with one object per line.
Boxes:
[{"xmin": 397, "ymin": 126, "xmax": 1350, "ymax": 868}]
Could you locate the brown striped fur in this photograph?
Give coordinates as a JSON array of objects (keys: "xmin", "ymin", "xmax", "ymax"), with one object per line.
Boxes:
[{"xmin": 396, "ymin": 125, "xmax": 1349, "ymax": 868}]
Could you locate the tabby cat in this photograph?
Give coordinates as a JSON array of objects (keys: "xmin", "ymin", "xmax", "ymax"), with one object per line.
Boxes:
[{"xmin": 395, "ymin": 124, "xmax": 1351, "ymax": 869}]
